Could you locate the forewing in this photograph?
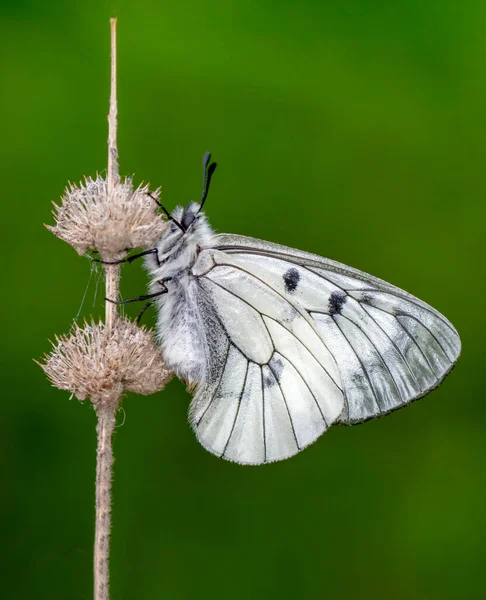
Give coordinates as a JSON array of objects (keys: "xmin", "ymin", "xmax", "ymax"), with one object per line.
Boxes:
[{"xmin": 203, "ymin": 234, "xmax": 461, "ymax": 425}]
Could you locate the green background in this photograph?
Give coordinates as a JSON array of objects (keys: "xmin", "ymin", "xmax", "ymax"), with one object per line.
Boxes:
[{"xmin": 2, "ymin": 1, "xmax": 484, "ymax": 598}]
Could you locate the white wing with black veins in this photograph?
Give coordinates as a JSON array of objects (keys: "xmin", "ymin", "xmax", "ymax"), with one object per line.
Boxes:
[{"xmin": 188, "ymin": 234, "xmax": 461, "ymax": 465}]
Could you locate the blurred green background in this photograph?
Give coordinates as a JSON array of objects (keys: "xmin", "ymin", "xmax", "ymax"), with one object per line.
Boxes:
[{"xmin": 2, "ymin": 1, "xmax": 485, "ymax": 598}]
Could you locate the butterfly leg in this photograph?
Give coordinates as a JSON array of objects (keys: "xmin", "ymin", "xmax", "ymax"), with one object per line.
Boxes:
[
  {"xmin": 136, "ymin": 302, "xmax": 154, "ymax": 324},
  {"xmin": 105, "ymin": 278, "xmax": 172, "ymax": 305},
  {"xmin": 134, "ymin": 280, "xmax": 174, "ymax": 323},
  {"xmin": 92, "ymin": 247, "xmax": 161, "ymax": 266}
]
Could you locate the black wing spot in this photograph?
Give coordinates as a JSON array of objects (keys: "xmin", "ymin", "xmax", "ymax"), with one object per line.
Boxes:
[
  {"xmin": 329, "ymin": 291, "xmax": 347, "ymax": 315},
  {"xmin": 263, "ymin": 373, "xmax": 275, "ymax": 389},
  {"xmin": 361, "ymin": 293, "xmax": 373, "ymax": 305},
  {"xmin": 269, "ymin": 356, "xmax": 285, "ymax": 383},
  {"xmin": 283, "ymin": 268, "xmax": 300, "ymax": 293}
]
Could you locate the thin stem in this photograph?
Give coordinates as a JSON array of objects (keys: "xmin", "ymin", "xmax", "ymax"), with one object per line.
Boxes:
[
  {"xmin": 94, "ymin": 406, "xmax": 116, "ymax": 600},
  {"xmin": 107, "ymin": 17, "xmax": 119, "ymax": 195},
  {"xmin": 104, "ymin": 263, "xmax": 120, "ymax": 332},
  {"xmin": 105, "ymin": 17, "xmax": 120, "ymax": 333},
  {"xmin": 95, "ymin": 18, "xmax": 121, "ymax": 600}
]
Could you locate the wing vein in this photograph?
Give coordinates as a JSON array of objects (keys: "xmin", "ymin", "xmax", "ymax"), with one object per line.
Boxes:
[
  {"xmin": 196, "ymin": 340, "xmax": 231, "ymax": 427},
  {"xmin": 339, "ymin": 313, "xmax": 403, "ymax": 403},
  {"xmin": 331, "ymin": 315, "xmax": 381, "ymax": 412},
  {"xmin": 355, "ymin": 289, "xmax": 457, "ymax": 336},
  {"xmin": 260, "ymin": 366, "xmax": 267, "ymax": 463},
  {"xmin": 274, "ymin": 347, "xmax": 328, "ymax": 428},
  {"xmin": 202, "ymin": 270, "xmax": 341, "ymax": 391},
  {"xmin": 396, "ymin": 312, "xmax": 452, "ymax": 366},
  {"xmin": 197, "ymin": 279, "xmax": 255, "ymax": 363},
  {"xmin": 222, "ymin": 357, "xmax": 250, "ymax": 458},
  {"xmin": 268, "ymin": 360, "xmax": 300, "ymax": 451},
  {"xmin": 362, "ymin": 304, "xmax": 420, "ymax": 390}
]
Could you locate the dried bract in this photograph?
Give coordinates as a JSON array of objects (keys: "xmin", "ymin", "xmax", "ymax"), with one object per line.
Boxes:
[
  {"xmin": 40, "ymin": 319, "xmax": 173, "ymax": 408},
  {"xmin": 47, "ymin": 176, "xmax": 166, "ymax": 259}
]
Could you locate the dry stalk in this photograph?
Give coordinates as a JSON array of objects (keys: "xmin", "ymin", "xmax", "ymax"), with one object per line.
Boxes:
[
  {"xmin": 94, "ymin": 20, "xmax": 120, "ymax": 600},
  {"xmin": 40, "ymin": 18, "xmax": 173, "ymax": 600},
  {"xmin": 106, "ymin": 16, "xmax": 120, "ymax": 335}
]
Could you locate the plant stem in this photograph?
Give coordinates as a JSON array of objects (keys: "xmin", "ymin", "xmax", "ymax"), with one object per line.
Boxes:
[
  {"xmin": 104, "ymin": 262, "xmax": 120, "ymax": 333},
  {"xmin": 95, "ymin": 18, "xmax": 120, "ymax": 600},
  {"xmin": 94, "ymin": 406, "xmax": 116, "ymax": 600},
  {"xmin": 105, "ymin": 17, "xmax": 120, "ymax": 333},
  {"xmin": 107, "ymin": 17, "xmax": 119, "ymax": 197}
]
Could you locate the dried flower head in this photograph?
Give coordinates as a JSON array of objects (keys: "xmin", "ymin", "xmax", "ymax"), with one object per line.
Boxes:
[
  {"xmin": 47, "ymin": 176, "xmax": 167, "ymax": 259},
  {"xmin": 40, "ymin": 318, "xmax": 173, "ymax": 408}
]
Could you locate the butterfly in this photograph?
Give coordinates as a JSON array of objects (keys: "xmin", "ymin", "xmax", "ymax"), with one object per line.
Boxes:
[{"xmin": 111, "ymin": 153, "xmax": 461, "ymax": 465}]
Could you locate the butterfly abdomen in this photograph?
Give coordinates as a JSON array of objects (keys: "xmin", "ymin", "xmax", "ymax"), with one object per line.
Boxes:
[{"xmin": 156, "ymin": 276, "xmax": 208, "ymax": 385}]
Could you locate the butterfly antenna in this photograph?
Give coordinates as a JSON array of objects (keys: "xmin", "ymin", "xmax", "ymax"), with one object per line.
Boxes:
[
  {"xmin": 147, "ymin": 192, "xmax": 185, "ymax": 233},
  {"xmin": 198, "ymin": 152, "xmax": 217, "ymax": 212}
]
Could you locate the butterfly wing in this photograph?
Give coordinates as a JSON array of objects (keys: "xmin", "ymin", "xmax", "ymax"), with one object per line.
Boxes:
[{"xmin": 188, "ymin": 234, "xmax": 461, "ymax": 464}]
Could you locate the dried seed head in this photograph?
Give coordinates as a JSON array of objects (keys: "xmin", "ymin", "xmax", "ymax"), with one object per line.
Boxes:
[
  {"xmin": 40, "ymin": 318, "xmax": 173, "ymax": 409},
  {"xmin": 47, "ymin": 176, "xmax": 167, "ymax": 260}
]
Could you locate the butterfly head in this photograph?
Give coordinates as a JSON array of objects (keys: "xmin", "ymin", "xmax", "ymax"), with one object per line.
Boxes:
[
  {"xmin": 145, "ymin": 153, "xmax": 217, "ymax": 275},
  {"xmin": 180, "ymin": 202, "xmax": 200, "ymax": 231},
  {"xmin": 147, "ymin": 202, "xmax": 214, "ymax": 278},
  {"xmin": 168, "ymin": 202, "xmax": 209, "ymax": 238}
]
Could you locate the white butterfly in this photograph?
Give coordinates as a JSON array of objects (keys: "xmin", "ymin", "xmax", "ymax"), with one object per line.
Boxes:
[{"xmin": 115, "ymin": 153, "xmax": 461, "ymax": 465}]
